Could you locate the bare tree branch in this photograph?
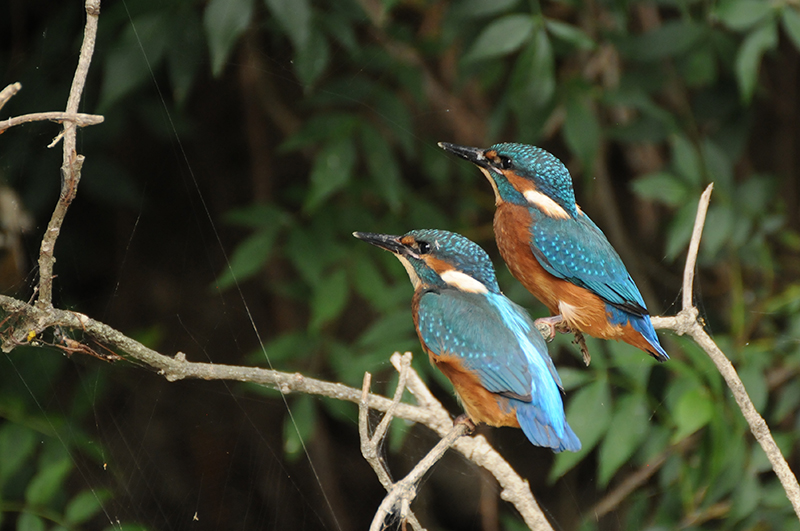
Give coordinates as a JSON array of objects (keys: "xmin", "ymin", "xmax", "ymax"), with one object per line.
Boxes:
[
  {"xmin": 0, "ymin": 111, "xmax": 104, "ymax": 134},
  {"xmin": 0, "ymin": 83, "xmax": 22, "ymax": 113},
  {"xmin": 369, "ymin": 421, "xmax": 469, "ymax": 531},
  {"xmin": 37, "ymin": 0, "xmax": 102, "ymax": 309},
  {"xmin": 0, "ymin": 296, "xmax": 557, "ymax": 529},
  {"xmin": 650, "ymin": 183, "xmax": 800, "ymax": 519},
  {"xmin": 360, "ymin": 362, "xmax": 425, "ymax": 531}
]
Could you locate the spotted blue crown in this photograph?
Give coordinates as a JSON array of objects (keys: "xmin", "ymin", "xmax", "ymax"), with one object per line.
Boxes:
[
  {"xmin": 406, "ymin": 229, "xmax": 501, "ymax": 293},
  {"xmin": 491, "ymin": 143, "xmax": 578, "ymax": 216}
]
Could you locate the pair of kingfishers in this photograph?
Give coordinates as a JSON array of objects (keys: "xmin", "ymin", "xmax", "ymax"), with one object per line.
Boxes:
[{"xmin": 355, "ymin": 142, "xmax": 667, "ymax": 453}]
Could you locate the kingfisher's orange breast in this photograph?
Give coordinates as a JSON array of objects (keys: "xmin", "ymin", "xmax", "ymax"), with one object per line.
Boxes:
[
  {"xmin": 429, "ymin": 352, "xmax": 520, "ymax": 428},
  {"xmin": 493, "ymin": 203, "xmax": 626, "ymax": 341}
]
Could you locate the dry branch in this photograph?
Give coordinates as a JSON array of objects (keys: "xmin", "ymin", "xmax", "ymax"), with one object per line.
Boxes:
[
  {"xmin": 0, "ymin": 111, "xmax": 104, "ymax": 134},
  {"xmin": 0, "ymin": 296, "xmax": 556, "ymax": 529},
  {"xmin": 36, "ymin": 0, "xmax": 102, "ymax": 309},
  {"xmin": 650, "ymin": 183, "xmax": 800, "ymax": 519}
]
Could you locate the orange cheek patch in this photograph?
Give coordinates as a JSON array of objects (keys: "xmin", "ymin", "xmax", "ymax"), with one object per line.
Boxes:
[{"xmin": 424, "ymin": 256, "xmax": 454, "ymax": 275}]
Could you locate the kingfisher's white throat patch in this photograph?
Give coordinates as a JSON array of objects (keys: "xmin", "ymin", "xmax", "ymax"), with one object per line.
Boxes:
[
  {"xmin": 523, "ymin": 189, "xmax": 570, "ymax": 219},
  {"xmin": 440, "ymin": 269, "xmax": 489, "ymax": 294},
  {"xmin": 395, "ymin": 256, "xmax": 421, "ymax": 290}
]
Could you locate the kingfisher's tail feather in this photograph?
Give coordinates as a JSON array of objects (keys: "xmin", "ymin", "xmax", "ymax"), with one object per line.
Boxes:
[
  {"xmin": 515, "ymin": 403, "xmax": 581, "ymax": 453},
  {"xmin": 629, "ymin": 314, "xmax": 669, "ymax": 362}
]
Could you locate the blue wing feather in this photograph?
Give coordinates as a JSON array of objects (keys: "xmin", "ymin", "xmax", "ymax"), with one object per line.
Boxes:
[
  {"xmin": 417, "ymin": 289, "xmax": 580, "ymax": 451},
  {"xmin": 528, "ymin": 209, "xmax": 648, "ymax": 314},
  {"xmin": 417, "ymin": 290, "xmax": 535, "ymax": 399}
]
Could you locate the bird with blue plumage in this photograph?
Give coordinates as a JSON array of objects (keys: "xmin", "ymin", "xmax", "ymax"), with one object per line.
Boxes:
[
  {"xmin": 439, "ymin": 141, "xmax": 669, "ymax": 364},
  {"xmin": 353, "ymin": 229, "xmax": 580, "ymax": 452}
]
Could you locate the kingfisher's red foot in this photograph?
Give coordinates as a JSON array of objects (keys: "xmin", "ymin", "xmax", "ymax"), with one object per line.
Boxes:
[
  {"xmin": 534, "ymin": 315, "xmax": 569, "ymax": 341},
  {"xmin": 454, "ymin": 414, "xmax": 477, "ymax": 435},
  {"xmin": 573, "ymin": 330, "xmax": 590, "ymax": 366}
]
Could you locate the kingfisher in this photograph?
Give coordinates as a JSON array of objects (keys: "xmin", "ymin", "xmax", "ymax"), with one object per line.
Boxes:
[
  {"xmin": 438, "ymin": 142, "xmax": 668, "ymax": 364},
  {"xmin": 353, "ymin": 229, "xmax": 580, "ymax": 452}
]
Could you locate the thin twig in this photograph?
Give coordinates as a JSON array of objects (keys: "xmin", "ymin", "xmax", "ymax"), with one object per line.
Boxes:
[
  {"xmin": 369, "ymin": 421, "xmax": 469, "ymax": 531},
  {"xmin": 0, "ymin": 83, "xmax": 22, "ymax": 113},
  {"xmin": 0, "ymin": 112, "xmax": 104, "ymax": 134},
  {"xmin": 648, "ymin": 183, "xmax": 800, "ymax": 519},
  {"xmin": 681, "ymin": 183, "xmax": 713, "ymax": 311},
  {"xmin": 359, "ymin": 373, "xmax": 394, "ymax": 490},
  {"xmin": 37, "ymin": 0, "xmax": 101, "ymax": 309},
  {"xmin": 689, "ymin": 325, "xmax": 800, "ymax": 517},
  {"xmin": 360, "ymin": 357, "xmax": 424, "ymax": 531},
  {"xmin": 390, "ymin": 354, "xmax": 555, "ymax": 531}
]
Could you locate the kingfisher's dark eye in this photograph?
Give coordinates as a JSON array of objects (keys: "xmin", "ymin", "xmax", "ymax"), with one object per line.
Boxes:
[
  {"xmin": 498, "ymin": 155, "xmax": 512, "ymax": 170},
  {"xmin": 417, "ymin": 241, "xmax": 431, "ymax": 254}
]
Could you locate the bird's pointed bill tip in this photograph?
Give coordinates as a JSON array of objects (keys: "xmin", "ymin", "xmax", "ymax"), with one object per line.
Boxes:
[
  {"xmin": 437, "ymin": 142, "xmax": 487, "ymax": 166},
  {"xmin": 353, "ymin": 231, "xmax": 407, "ymax": 255}
]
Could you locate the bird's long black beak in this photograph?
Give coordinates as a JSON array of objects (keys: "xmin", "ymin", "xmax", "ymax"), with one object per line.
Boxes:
[
  {"xmin": 353, "ymin": 232, "xmax": 414, "ymax": 257},
  {"xmin": 438, "ymin": 142, "xmax": 490, "ymax": 169}
]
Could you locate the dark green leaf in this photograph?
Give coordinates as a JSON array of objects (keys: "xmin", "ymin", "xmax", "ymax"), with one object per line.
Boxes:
[
  {"xmin": 25, "ymin": 448, "xmax": 72, "ymax": 506},
  {"xmin": 509, "ymin": 26, "xmax": 555, "ymax": 109},
  {"xmin": 773, "ymin": 381, "xmax": 800, "ymax": 422},
  {"xmin": 283, "ymin": 394, "xmax": 316, "ymax": 461},
  {"xmin": 564, "ymin": 92, "xmax": 600, "ymax": 171},
  {"xmin": 281, "ymin": 114, "xmax": 359, "ymax": 152},
  {"xmin": 716, "ymin": 0, "xmax": 774, "ymax": 32},
  {"xmin": 549, "ymin": 379, "xmax": 612, "ymax": 480},
  {"xmin": 700, "ymin": 205, "xmax": 734, "ymax": 258},
  {"xmin": 310, "ymin": 268, "xmax": 348, "ymax": 330},
  {"xmin": 738, "ymin": 365, "xmax": 768, "ymax": 413},
  {"xmin": 598, "ymin": 395, "xmax": 650, "ymax": 487},
  {"xmin": 666, "ymin": 202, "xmax": 698, "ymax": 261},
  {"xmin": 671, "ymin": 384, "xmax": 713, "ymax": 443},
  {"xmin": 100, "ymin": 13, "xmax": 170, "ymax": 110},
  {"xmin": 463, "ymin": 14, "xmax": 534, "ymax": 62},
  {"xmin": 782, "ymin": 8, "xmax": 800, "ymax": 51},
  {"xmin": 0, "ymin": 423, "xmax": 37, "ymax": 485},
  {"xmin": 287, "ymin": 227, "xmax": 327, "ymax": 286},
  {"xmin": 65, "ymin": 489, "xmax": 110, "ymax": 525},
  {"xmin": 631, "ymin": 172, "xmax": 689, "ymax": 207},
  {"xmin": 670, "ymin": 134, "xmax": 702, "ymax": 186},
  {"xmin": 204, "ymin": 0, "xmax": 254, "ymax": 77},
  {"xmin": 360, "ymin": 125, "xmax": 404, "ymax": 213},
  {"xmin": 735, "ymin": 21, "xmax": 778, "ymax": 104},
  {"xmin": 305, "ymin": 137, "xmax": 357, "ymax": 211},
  {"xmin": 356, "ymin": 311, "xmax": 413, "ymax": 350},
  {"xmin": 730, "ymin": 472, "xmax": 761, "ymax": 520},
  {"xmin": 545, "ymin": 19, "xmax": 595, "ymax": 50},
  {"xmin": 250, "ymin": 332, "xmax": 317, "ymax": 366},
  {"xmin": 17, "ymin": 513, "xmax": 45, "ymax": 531},
  {"xmin": 679, "ymin": 47, "xmax": 717, "ymax": 87},
  {"xmin": 265, "ymin": 0, "xmax": 312, "ymax": 50},
  {"xmin": 224, "ymin": 204, "xmax": 286, "ymax": 228},
  {"xmin": 556, "ymin": 367, "xmax": 593, "ymax": 391},
  {"xmin": 167, "ymin": 11, "xmax": 203, "ymax": 104},
  {"xmin": 215, "ymin": 228, "xmax": 280, "ymax": 290},
  {"xmin": 102, "ymin": 525, "xmax": 149, "ymax": 531},
  {"xmin": 626, "ymin": 21, "xmax": 706, "ymax": 62},
  {"xmin": 449, "ymin": 0, "xmax": 520, "ymax": 18},
  {"xmin": 294, "ymin": 29, "xmax": 330, "ymax": 88}
]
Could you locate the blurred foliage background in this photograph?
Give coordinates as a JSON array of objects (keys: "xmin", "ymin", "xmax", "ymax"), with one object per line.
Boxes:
[{"xmin": 2, "ymin": 0, "xmax": 800, "ymax": 529}]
